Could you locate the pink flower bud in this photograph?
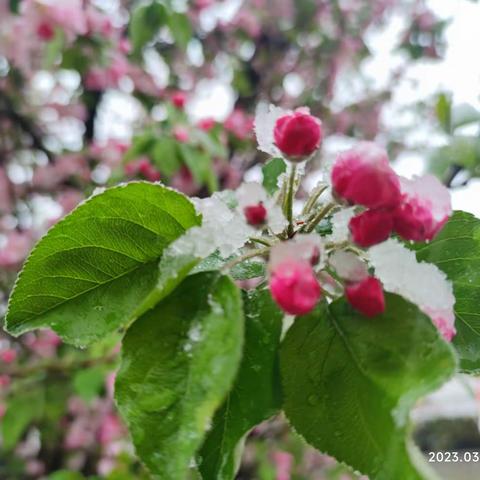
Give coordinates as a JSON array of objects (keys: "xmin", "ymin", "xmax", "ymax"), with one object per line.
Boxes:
[
  {"xmin": 393, "ymin": 176, "xmax": 451, "ymax": 242},
  {"xmin": 269, "ymin": 260, "xmax": 321, "ymax": 315},
  {"xmin": 274, "ymin": 111, "xmax": 322, "ymax": 159},
  {"xmin": 37, "ymin": 22, "xmax": 55, "ymax": 41},
  {"xmin": 244, "ymin": 203, "xmax": 267, "ymax": 225},
  {"xmin": 0, "ymin": 375, "xmax": 11, "ymax": 388},
  {"xmin": 197, "ymin": 117, "xmax": 216, "ymax": 131},
  {"xmin": 331, "ymin": 142, "xmax": 401, "ymax": 209},
  {"xmin": 138, "ymin": 159, "xmax": 161, "ymax": 182},
  {"xmin": 171, "ymin": 91, "xmax": 187, "ymax": 109},
  {"xmin": 345, "ymin": 276, "xmax": 385, "ymax": 317},
  {"xmin": 349, "ymin": 209, "xmax": 393, "ymax": 247},
  {"xmin": 0, "ymin": 349, "xmax": 17, "ymax": 364},
  {"xmin": 173, "ymin": 126, "xmax": 189, "ymax": 143}
]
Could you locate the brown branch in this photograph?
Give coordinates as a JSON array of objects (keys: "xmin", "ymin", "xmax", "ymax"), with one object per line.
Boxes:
[{"xmin": 0, "ymin": 90, "xmax": 54, "ymax": 163}]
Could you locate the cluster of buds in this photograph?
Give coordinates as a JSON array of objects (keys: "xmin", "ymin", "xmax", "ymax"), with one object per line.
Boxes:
[
  {"xmin": 229, "ymin": 104, "xmax": 455, "ymax": 339},
  {"xmin": 332, "ymin": 142, "xmax": 451, "ymax": 246}
]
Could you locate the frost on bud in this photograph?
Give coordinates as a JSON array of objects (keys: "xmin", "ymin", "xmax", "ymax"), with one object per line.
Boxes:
[
  {"xmin": 345, "ymin": 276, "xmax": 385, "ymax": 317},
  {"xmin": 331, "ymin": 142, "xmax": 401, "ymax": 209},
  {"xmin": 349, "ymin": 209, "xmax": 393, "ymax": 247},
  {"xmin": 269, "ymin": 260, "xmax": 321, "ymax": 315},
  {"xmin": 393, "ymin": 175, "xmax": 452, "ymax": 242},
  {"xmin": 244, "ymin": 203, "xmax": 267, "ymax": 225},
  {"xmin": 273, "ymin": 110, "xmax": 322, "ymax": 160}
]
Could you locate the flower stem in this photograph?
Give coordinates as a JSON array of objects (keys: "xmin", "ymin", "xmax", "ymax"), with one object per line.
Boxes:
[
  {"xmin": 302, "ymin": 183, "xmax": 328, "ymax": 215},
  {"xmin": 221, "ymin": 247, "xmax": 270, "ymax": 272},
  {"xmin": 303, "ymin": 202, "xmax": 337, "ymax": 233},
  {"xmin": 250, "ymin": 236, "xmax": 275, "ymax": 247},
  {"xmin": 283, "ymin": 164, "xmax": 297, "ymax": 237}
]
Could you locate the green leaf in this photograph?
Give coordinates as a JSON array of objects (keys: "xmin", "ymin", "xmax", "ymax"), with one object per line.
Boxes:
[
  {"xmin": 435, "ymin": 93, "xmax": 451, "ymax": 134},
  {"xmin": 5, "ymin": 182, "xmax": 200, "ymax": 346},
  {"xmin": 451, "ymin": 104, "xmax": 480, "ymax": 131},
  {"xmin": 415, "ymin": 211, "xmax": 480, "ymax": 372},
  {"xmin": 47, "ymin": 472, "xmax": 85, "ymax": 480},
  {"xmin": 199, "ymin": 288, "xmax": 283, "ymax": 480},
  {"xmin": 180, "ymin": 144, "xmax": 218, "ymax": 192},
  {"xmin": 1, "ymin": 389, "xmax": 45, "ymax": 450},
  {"xmin": 167, "ymin": 11, "xmax": 192, "ymax": 49},
  {"xmin": 280, "ymin": 294, "xmax": 457, "ymax": 480},
  {"xmin": 427, "ymin": 136, "xmax": 480, "ymax": 178},
  {"xmin": 152, "ymin": 137, "xmax": 181, "ymax": 177},
  {"xmin": 262, "ymin": 158, "xmax": 286, "ymax": 195},
  {"xmin": 115, "ymin": 272, "xmax": 244, "ymax": 480},
  {"xmin": 124, "ymin": 133, "xmax": 156, "ymax": 163},
  {"xmin": 73, "ymin": 366, "xmax": 106, "ymax": 402},
  {"xmin": 9, "ymin": 0, "xmax": 21, "ymax": 14},
  {"xmin": 192, "ymin": 251, "xmax": 265, "ymax": 281},
  {"xmin": 129, "ymin": 1, "xmax": 167, "ymax": 55}
]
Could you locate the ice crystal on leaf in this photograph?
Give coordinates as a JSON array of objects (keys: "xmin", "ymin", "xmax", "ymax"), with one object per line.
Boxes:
[{"xmin": 369, "ymin": 239, "xmax": 456, "ymax": 340}]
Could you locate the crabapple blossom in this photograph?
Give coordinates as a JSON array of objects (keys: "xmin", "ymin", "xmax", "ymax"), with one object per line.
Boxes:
[
  {"xmin": 331, "ymin": 142, "xmax": 401, "ymax": 209},
  {"xmin": 0, "ymin": 348, "xmax": 17, "ymax": 364},
  {"xmin": 345, "ymin": 276, "xmax": 385, "ymax": 317},
  {"xmin": 173, "ymin": 126, "xmax": 190, "ymax": 143},
  {"xmin": 274, "ymin": 110, "xmax": 323, "ymax": 160},
  {"xmin": 349, "ymin": 209, "xmax": 393, "ymax": 247},
  {"xmin": 269, "ymin": 259, "xmax": 321, "ymax": 315},
  {"xmin": 235, "ymin": 183, "xmax": 287, "ymax": 233},
  {"xmin": 197, "ymin": 118, "xmax": 216, "ymax": 131},
  {"xmin": 171, "ymin": 91, "xmax": 187, "ymax": 109},
  {"xmin": 393, "ymin": 175, "xmax": 452, "ymax": 242},
  {"xmin": 225, "ymin": 109, "xmax": 254, "ymax": 140}
]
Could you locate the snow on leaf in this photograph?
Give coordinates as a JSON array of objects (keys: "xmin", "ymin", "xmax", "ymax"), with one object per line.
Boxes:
[
  {"xmin": 171, "ymin": 193, "xmax": 255, "ymax": 259},
  {"xmin": 369, "ymin": 238, "xmax": 456, "ymax": 340}
]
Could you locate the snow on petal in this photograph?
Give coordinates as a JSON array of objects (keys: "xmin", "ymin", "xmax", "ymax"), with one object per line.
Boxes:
[
  {"xmin": 329, "ymin": 250, "xmax": 368, "ymax": 282},
  {"xmin": 235, "ymin": 182, "xmax": 267, "ymax": 209},
  {"xmin": 267, "ymin": 204, "xmax": 288, "ymax": 234},
  {"xmin": 236, "ymin": 182, "xmax": 287, "ymax": 234},
  {"xmin": 368, "ymin": 238, "xmax": 456, "ymax": 340},
  {"xmin": 254, "ymin": 103, "xmax": 290, "ymax": 156},
  {"xmin": 325, "ymin": 207, "xmax": 356, "ymax": 243},
  {"xmin": 269, "ymin": 234, "xmax": 324, "ymax": 270},
  {"xmin": 399, "ymin": 174, "xmax": 452, "ymax": 223}
]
